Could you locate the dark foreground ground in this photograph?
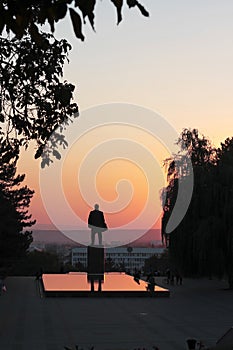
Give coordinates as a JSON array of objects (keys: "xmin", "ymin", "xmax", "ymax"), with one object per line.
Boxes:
[{"xmin": 0, "ymin": 276, "xmax": 232, "ymax": 350}]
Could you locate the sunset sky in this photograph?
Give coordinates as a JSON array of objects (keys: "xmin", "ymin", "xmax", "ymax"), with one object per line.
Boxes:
[{"xmin": 18, "ymin": 1, "xmax": 233, "ymax": 243}]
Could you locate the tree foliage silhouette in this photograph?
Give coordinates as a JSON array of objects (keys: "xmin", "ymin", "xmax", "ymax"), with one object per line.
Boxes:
[
  {"xmin": 0, "ymin": 0, "xmax": 149, "ymax": 43},
  {"xmin": 0, "ymin": 1, "xmax": 149, "ymax": 164},
  {"xmin": 162, "ymin": 129, "xmax": 233, "ymax": 288},
  {"xmin": 0, "ymin": 144, "xmax": 35, "ymax": 271},
  {"xmin": 0, "ymin": 33, "xmax": 78, "ymax": 165}
]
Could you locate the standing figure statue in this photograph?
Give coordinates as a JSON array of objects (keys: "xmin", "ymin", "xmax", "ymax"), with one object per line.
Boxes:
[{"xmin": 88, "ymin": 204, "xmax": 107, "ymax": 246}]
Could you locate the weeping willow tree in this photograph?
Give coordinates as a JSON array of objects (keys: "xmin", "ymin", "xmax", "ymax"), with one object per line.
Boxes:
[
  {"xmin": 161, "ymin": 129, "xmax": 233, "ymax": 288},
  {"xmin": 161, "ymin": 128, "xmax": 215, "ymax": 249}
]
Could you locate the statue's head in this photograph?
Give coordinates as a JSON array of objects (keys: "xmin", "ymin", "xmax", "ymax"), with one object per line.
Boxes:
[{"xmin": 94, "ymin": 203, "xmax": 99, "ymax": 210}]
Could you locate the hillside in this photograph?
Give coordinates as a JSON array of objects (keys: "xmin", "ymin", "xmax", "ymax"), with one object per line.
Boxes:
[
  {"xmin": 32, "ymin": 230, "xmax": 77, "ymax": 246},
  {"xmin": 32, "ymin": 228, "xmax": 162, "ymax": 247}
]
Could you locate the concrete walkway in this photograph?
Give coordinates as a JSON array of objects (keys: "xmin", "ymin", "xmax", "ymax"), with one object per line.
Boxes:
[{"xmin": 0, "ymin": 276, "xmax": 232, "ymax": 350}]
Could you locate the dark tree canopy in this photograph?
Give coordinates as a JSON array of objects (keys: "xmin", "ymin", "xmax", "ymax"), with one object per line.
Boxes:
[
  {"xmin": 0, "ymin": 193, "xmax": 33, "ymax": 270},
  {"xmin": 0, "ymin": 145, "xmax": 35, "ymax": 272},
  {"xmin": 162, "ymin": 129, "xmax": 233, "ymax": 289},
  {"xmin": 0, "ymin": 0, "xmax": 149, "ymax": 43},
  {"xmin": 0, "ymin": 32, "xmax": 78, "ymax": 165}
]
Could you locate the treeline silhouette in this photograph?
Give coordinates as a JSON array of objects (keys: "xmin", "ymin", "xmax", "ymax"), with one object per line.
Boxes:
[{"xmin": 162, "ymin": 128, "xmax": 233, "ymax": 289}]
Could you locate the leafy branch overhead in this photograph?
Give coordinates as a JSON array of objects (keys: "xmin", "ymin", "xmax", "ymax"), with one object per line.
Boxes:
[
  {"xmin": 0, "ymin": 33, "xmax": 79, "ymax": 166},
  {"xmin": 0, "ymin": 1, "xmax": 149, "ymax": 166},
  {"xmin": 0, "ymin": 0, "xmax": 149, "ymax": 42}
]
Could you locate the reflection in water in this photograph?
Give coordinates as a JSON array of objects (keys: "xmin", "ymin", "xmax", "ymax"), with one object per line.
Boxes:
[
  {"xmin": 87, "ymin": 273, "xmax": 104, "ymax": 292},
  {"xmin": 42, "ymin": 272, "xmax": 168, "ymax": 293}
]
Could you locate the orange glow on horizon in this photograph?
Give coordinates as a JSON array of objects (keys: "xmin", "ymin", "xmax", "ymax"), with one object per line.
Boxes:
[
  {"xmin": 18, "ymin": 124, "xmax": 171, "ymax": 230},
  {"xmin": 62, "ymin": 158, "xmax": 148, "ymax": 227}
]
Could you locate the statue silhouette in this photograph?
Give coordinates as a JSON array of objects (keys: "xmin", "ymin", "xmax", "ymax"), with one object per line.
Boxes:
[{"xmin": 88, "ymin": 204, "xmax": 107, "ymax": 245}]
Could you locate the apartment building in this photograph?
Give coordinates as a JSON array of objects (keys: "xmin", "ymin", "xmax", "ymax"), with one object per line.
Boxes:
[{"xmin": 71, "ymin": 246, "xmax": 164, "ymax": 272}]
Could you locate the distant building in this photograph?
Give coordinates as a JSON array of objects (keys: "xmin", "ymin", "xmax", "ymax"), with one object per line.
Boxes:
[{"xmin": 71, "ymin": 246, "xmax": 165, "ymax": 272}]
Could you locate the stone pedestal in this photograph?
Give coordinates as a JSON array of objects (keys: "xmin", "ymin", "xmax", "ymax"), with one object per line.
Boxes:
[{"xmin": 87, "ymin": 246, "xmax": 104, "ymax": 286}]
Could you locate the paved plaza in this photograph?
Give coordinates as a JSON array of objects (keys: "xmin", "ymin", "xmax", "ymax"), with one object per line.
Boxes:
[{"xmin": 0, "ymin": 276, "xmax": 233, "ymax": 350}]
